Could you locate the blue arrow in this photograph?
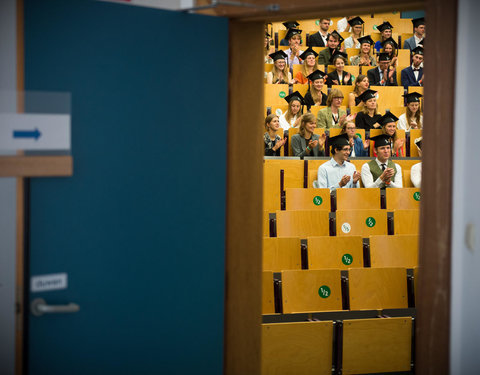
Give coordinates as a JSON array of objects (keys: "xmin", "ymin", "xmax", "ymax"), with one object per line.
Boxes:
[{"xmin": 13, "ymin": 128, "xmax": 42, "ymax": 141}]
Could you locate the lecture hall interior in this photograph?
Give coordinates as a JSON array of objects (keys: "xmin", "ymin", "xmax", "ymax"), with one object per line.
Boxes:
[{"xmin": 0, "ymin": 0, "xmax": 479, "ymax": 374}]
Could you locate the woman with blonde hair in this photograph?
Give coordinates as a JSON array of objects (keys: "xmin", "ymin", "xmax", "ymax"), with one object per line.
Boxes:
[
  {"xmin": 375, "ymin": 112, "xmax": 405, "ymax": 157},
  {"xmin": 317, "ymin": 88, "xmax": 347, "ymax": 129},
  {"xmin": 291, "ymin": 113, "xmax": 326, "ymax": 158},
  {"xmin": 397, "ymin": 92, "xmax": 423, "ymax": 132},
  {"xmin": 294, "ymin": 48, "xmax": 319, "ymax": 84},
  {"xmin": 350, "ymin": 35, "xmax": 376, "ymax": 67},
  {"xmin": 348, "ymin": 74, "xmax": 369, "ymax": 109},
  {"xmin": 344, "ymin": 16, "xmax": 364, "ymax": 48},
  {"xmin": 354, "ymin": 89, "xmax": 382, "ymax": 130},
  {"xmin": 266, "ymin": 51, "xmax": 293, "ymax": 84},
  {"xmin": 304, "ymin": 70, "xmax": 327, "ymax": 109},
  {"xmin": 264, "ymin": 114, "xmax": 286, "ymax": 156}
]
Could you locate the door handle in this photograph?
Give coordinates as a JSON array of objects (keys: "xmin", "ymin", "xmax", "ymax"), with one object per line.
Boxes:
[{"xmin": 30, "ymin": 298, "xmax": 80, "ymax": 316}]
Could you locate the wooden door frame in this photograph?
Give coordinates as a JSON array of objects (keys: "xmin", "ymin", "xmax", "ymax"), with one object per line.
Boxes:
[{"xmin": 225, "ymin": 1, "xmax": 455, "ymax": 374}]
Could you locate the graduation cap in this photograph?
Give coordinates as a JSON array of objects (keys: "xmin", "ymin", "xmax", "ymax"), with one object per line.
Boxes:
[
  {"xmin": 269, "ymin": 50, "xmax": 288, "ymax": 62},
  {"xmin": 412, "ymin": 17, "xmax": 425, "ymax": 28},
  {"xmin": 403, "ymin": 92, "xmax": 423, "ymax": 103},
  {"xmin": 284, "ymin": 91, "xmax": 305, "ymax": 105},
  {"xmin": 377, "ymin": 21, "xmax": 393, "ymax": 32},
  {"xmin": 329, "ymin": 30, "xmax": 344, "ymax": 44},
  {"xmin": 348, "ymin": 16, "xmax": 365, "ymax": 27},
  {"xmin": 285, "ymin": 28, "xmax": 303, "ymax": 40},
  {"xmin": 283, "ymin": 21, "xmax": 300, "ymax": 29},
  {"xmin": 265, "ymin": 31, "xmax": 271, "ymax": 38},
  {"xmin": 378, "ymin": 111, "xmax": 399, "ymax": 126},
  {"xmin": 414, "ymin": 136, "xmax": 422, "ymax": 150},
  {"xmin": 412, "ymin": 46, "xmax": 424, "ymax": 56},
  {"xmin": 377, "ymin": 52, "xmax": 392, "ymax": 62},
  {"xmin": 329, "ymin": 133, "xmax": 350, "ymax": 151},
  {"xmin": 370, "ymin": 134, "xmax": 391, "ymax": 148},
  {"xmin": 307, "ymin": 69, "xmax": 326, "ymax": 82},
  {"xmin": 358, "ymin": 35, "xmax": 375, "ymax": 45},
  {"xmin": 299, "ymin": 47, "xmax": 319, "ymax": 60},
  {"xmin": 382, "ymin": 37, "xmax": 398, "ymax": 50},
  {"xmin": 355, "ymin": 89, "xmax": 378, "ymax": 106},
  {"xmin": 329, "ymin": 50, "xmax": 348, "ymax": 63}
]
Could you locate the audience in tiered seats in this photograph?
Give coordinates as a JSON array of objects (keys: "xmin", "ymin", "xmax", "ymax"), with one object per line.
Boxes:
[
  {"xmin": 316, "ymin": 88, "xmax": 347, "ymax": 128},
  {"xmin": 398, "ymin": 92, "xmax": 423, "ymax": 131},
  {"xmin": 317, "ymin": 133, "xmax": 361, "ymax": 189},
  {"xmin": 361, "ymin": 134, "xmax": 403, "ymax": 188},
  {"xmin": 291, "ymin": 113, "xmax": 326, "ymax": 157}
]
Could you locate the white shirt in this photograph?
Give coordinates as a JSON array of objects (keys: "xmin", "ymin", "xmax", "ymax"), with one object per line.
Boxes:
[
  {"xmin": 414, "ymin": 34, "xmax": 423, "ymax": 48},
  {"xmin": 411, "ymin": 64, "xmax": 421, "ymax": 81},
  {"xmin": 344, "ymin": 36, "xmax": 360, "ymax": 49},
  {"xmin": 397, "ymin": 113, "xmax": 423, "ymax": 132},
  {"xmin": 317, "ymin": 158, "xmax": 359, "ymax": 190},
  {"xmin": 361, "ymin": 158, "xmax": 403, "ymax": 188},
  {"xmin": 284, "ymin": 48, "xmax": 304, "ymax": 65},
  {"xmin": 411, "ymin": 162, "xmax": 422, "ymax": 188},
  {"xmin": 279, "ymin": 112, "xmax": 298, "ymax": 131}
]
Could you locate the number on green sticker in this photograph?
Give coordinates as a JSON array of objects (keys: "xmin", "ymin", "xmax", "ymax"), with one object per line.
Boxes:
[
  {"xmin": 313, "ymin": 196, "xmax": 323, "ymax": 206},
  {"xmin": 342, "ymin": 254, "xmax": 353, "ymax": 265},
  {"xmin": 366, "ymin": 217, "xmax": 376, "ymax": 227},
  {"xmin": 413, "ymin": 191, "xmax": 421, "ymax": 201},
  {"xmin": 318, "ymin": 285, "xmax": 331, "ymax": 298},
  {"xmin": 279, "ymin": 91, "xmax": 286, "ymax": 98}
]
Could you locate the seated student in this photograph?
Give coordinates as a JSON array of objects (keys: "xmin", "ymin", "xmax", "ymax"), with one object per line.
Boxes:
[
  {"xmin": 295, "ymin": 47, "xmax": 319, "ymax": 84},
  {"xmin": 354, "ymin": 89, "xmax": 382, "ymax": 130},
  {"xmin": 284, "ymin": 28, "xmax": 304, "ymax": 65},
  {"xmin": 341, "ymin": 119, "xmax": 369, "ymax": 157},
  {"xmin": 381, "ymin": 37, "xmax": 398, "ymax": 70},
  {"xmin": 350, "ymin": 35, "xmax": 377, "ymax": 67},
  {"xmin": 308, "ymin": 17, "xmax": 330, "ymax": 47},
  {"xmin": 316, "ymin": 88, "xmax": 347, "ymax": 129},
  {"xmin": 317, "ymin": 133, "xmax": 361, "ymax": 190},
  {"xmin": 411, "ymin": 136, "xmax": 422, "ymax": 188},
  {"xmin": 266, "ymin": 50, "xmax": 293, "ymax": 84},
  {"xmin": 279, "ymin": 91, "xmax": 304, "ymax": 132},
  {"xmin": 373, "ymin": 21, "xmax": 393, "ymax": 52},
  {"xmin": 361, "ymin": 134, "xmax": 403, "ymax": 188},
  {"xmin": 403, "ymin": 17, "xmax": 425, "ymax": 51},
  {"xmin": 326, "ymin": 51, "xmax": 352, "ymax": 87},
  {"xmin": 264, "ymin": 114, "xmax": 286, "ymax": 156},
  {"xmin": 348, "ymin": 74, "xmax": 370, "ymax": 109},
  {"xmin": 401, "ymin": 46, "xmax": 424, "ymax": 87},
  {"xmin": 343, "ymin": 16, "xmax": 364, "ymax": 49},
  {"xmin": 372, "ymin": 111, "xmax": 405, "ymax": 157},
  {"xmin": 264, "ymin": 31, "xmax": 274, "ymax": 63},
  {"xmin": 291, "ymin": 113, "xmax": 326, "ymax": 158},
  {"xmin": 367, "ymin": 52, "xmax": 397, "ymax": 86},
  {"xmin": 318, "ymin": 31, "xmax": 344, "ymax": 66},
  {"xmin": 279, "ymin": 21, "xmax": 300, "ymax": 46},
  {"xmin": 398, "ymin": 92, "xmax": 423, "ymax": 131},
  {"xmin": 304, "ymin": 70, "xmax": 328, "ymax": 109}
]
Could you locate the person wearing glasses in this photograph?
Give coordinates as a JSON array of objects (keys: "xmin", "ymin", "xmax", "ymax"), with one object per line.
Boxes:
[{"xmin": 316, "ymin": 88, "xmax": 347, "ymax": 129}]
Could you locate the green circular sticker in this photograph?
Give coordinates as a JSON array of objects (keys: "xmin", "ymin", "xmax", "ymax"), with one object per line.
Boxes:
[
  {"xmin": 366, "ymin": 217, "xmax": 376, "ymax": 227},
  {"xmin": 318, "ymin": 285, "xmax": 331, "ymax": 298},
  {"xmin": 373, "ymin": 25, "xmax": 378, "ymax": 31},
  {"xmin": 413, "ymin": 191, "xmax": 421, "ymax": 201},
  {"xmin": 313, "ymin": 196, "xmax": 323, "ymax": 206},
  {"xmin": 356, "ymin": 133, "xmax": 362, "ymax": 139},
  {"xmin": 351, "ymin": 75, "xmax": 355, "ymax": 81},
  {"xmin": 279, "ymin": 91, "xmax": 286, "ymax": 98},
  {"xmin": 315, "ymin": 20, "xmax": 320, "ymax": 25},
  {"xmin": 393, "ymin": 11, "xmax": 398, "ymax": 14},
  {"xmin": 342, "ymin": 254, "xmax": 353, "ymax": 265}
]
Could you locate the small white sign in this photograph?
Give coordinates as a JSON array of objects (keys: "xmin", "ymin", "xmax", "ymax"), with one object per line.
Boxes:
[
  {"xmin": 341, "ymin": 222, "xmax": 351, "ymax": 234},
  {"xmin": 31, "ymin": 273, "xmax": 68, "ymax": 292},
  {"xmin": 0, "ymin": 113, "xmax": 71, "ymax": 151}
]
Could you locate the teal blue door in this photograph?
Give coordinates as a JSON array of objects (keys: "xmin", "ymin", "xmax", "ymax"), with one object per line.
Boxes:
[{"xmin": 25, "ymin": 1, "xmax": 228, "ymax": 374}]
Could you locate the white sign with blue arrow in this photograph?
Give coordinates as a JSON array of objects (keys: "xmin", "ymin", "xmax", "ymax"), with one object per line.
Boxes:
[{"xmin": 0, "ymin": 113, "xmax": 70, "ymax": 151}]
